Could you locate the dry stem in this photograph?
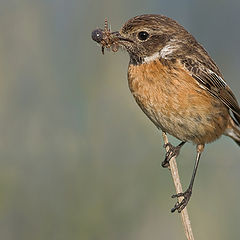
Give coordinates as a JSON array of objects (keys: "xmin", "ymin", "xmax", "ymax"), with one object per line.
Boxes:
[{"xmin": 162, "ymin": 132, "xmax": 194, "ymax": 240}]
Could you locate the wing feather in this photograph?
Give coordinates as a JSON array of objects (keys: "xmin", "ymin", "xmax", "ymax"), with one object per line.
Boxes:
[{"xmin": 181, "ymin": 58, "xmax": 240, "ymax": 124}]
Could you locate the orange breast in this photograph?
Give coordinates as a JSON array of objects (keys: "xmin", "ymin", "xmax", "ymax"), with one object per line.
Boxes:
[{"xmin": 127, "ymin": 59, "xmax": 229, "ymax": 144}]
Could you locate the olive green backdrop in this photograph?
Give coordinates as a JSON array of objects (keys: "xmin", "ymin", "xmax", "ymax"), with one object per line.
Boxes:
[{"xmin": 0, "ymin": 0, "xmax": 239, "ymax": 239}]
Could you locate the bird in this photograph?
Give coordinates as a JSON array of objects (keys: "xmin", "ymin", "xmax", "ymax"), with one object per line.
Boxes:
[{"xmin": 92, "ymin": 14, "xmax": 240, "ymax": 212}]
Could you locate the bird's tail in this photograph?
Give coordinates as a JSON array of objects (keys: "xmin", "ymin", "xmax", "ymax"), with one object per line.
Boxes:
[{"xmin": 225, "ymin": 117, "xmax": 240, "ymax": 146}]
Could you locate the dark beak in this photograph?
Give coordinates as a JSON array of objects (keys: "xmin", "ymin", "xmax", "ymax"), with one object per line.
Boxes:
[
  {"xmin": 92, "ymin": 28, "xmax": 133, "ymax": 54},
  {"xmin": 111, "ymin": 31, "xmax": 133, "ymax": 43},
  {"xmin": 92, "ymin": 29, "xmax": 133, "ymax": 44}
]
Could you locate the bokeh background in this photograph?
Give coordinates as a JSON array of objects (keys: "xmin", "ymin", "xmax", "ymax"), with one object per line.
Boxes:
[{"xmin": 0, "ymin": 0, "xmax": 239, "ymax": 239}]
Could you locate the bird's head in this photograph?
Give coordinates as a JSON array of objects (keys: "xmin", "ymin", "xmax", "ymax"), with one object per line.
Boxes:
[{"xmin": 92, "ymin": 15, "xmax": 194, "ymax": 65}]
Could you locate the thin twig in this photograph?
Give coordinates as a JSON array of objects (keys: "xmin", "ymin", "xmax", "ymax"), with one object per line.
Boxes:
[{"xmin": 162, "ymin": 132, "xmax": 194, "ymax": 240}]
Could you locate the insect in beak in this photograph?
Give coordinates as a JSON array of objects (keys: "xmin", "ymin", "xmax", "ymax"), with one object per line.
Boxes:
[{"xmin": 92, "ymin": 18, "xmax": 132, "ymax": 54}]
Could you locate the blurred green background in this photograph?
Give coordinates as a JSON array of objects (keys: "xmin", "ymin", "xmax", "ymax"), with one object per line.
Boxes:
[{"xmin": 0, "ymin": 0, "xmax": 239, "ymax": 239}]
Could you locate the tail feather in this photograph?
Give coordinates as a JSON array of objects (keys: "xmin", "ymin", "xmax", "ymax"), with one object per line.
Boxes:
[{"xmin": 225, "ymin": 117, "xmax": 240, "ymax": 146}]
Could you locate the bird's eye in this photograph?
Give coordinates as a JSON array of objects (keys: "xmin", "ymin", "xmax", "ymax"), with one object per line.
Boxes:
[{"xmin": 137, "ymin": 31, "xmax": 149, "ymax": 41}]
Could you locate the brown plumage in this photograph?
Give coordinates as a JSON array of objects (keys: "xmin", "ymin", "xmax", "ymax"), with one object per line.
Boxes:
[{"xmin": 92, "ymin": 14, "xmax": 240, "ymax": 212}]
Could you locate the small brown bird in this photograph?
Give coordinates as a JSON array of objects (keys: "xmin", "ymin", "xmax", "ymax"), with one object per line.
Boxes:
[{"xmin": 92, "ymin": 14, "xmax": 240, "ymax": 212}]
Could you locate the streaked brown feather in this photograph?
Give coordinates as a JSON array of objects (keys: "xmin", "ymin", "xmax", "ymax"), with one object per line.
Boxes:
[{"xmin": 181, "ymin": 58, "xmax": 240, "ymax": 125}]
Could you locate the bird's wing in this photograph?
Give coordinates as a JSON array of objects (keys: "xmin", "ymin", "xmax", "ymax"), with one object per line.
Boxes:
[{"xmin": 181, "ymin": 58, "xmax": 240, "ymax": 124}]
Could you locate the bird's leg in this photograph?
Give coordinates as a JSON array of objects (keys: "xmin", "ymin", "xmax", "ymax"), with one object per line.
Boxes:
[
  {"xmin": 162, "ymin": 141, "xmax": 186, "ymax": 168},
  {"xmin": 171, "ymin": 144, "xmax": 204, "ymax": 213}
]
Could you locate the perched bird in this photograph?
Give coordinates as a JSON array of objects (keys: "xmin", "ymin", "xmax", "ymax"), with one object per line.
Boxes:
[{"xmin": 92, "ymin": 14, "xmax": 240, "ymax": 212}]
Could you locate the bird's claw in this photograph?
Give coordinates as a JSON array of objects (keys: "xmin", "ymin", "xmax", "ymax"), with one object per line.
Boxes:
[
  {"xmin": 162, "ymin": 143, "xmax": 181, "ymax": 168},
  {"xmin": 171, "ymin": 188, "xmax": 192, "ymax": 213}
]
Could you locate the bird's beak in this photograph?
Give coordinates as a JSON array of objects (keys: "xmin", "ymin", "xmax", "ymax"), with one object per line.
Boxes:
[
  {"xmin": 111, "ymin": 31, "xmax": 133, "ymax": 43},
  {"xmin": 92, "ymin": 28, "xmax": 133, "ymax": 54}
]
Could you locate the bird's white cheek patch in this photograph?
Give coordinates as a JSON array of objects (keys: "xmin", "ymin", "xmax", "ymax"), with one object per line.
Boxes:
[
  {"xmin": 143, "ymin": 52, "xmax": 160, "ymax": 63},
  {"xmin": 159, "ymin": 44, "xmax": 177, "ymax": 58},
  {"xmin": 143, "ymin": 44, "xmax": 177, "ymax": 63}
]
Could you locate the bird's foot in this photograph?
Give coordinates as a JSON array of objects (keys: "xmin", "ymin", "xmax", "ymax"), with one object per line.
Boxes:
[
  {"xmin": 171, "ymin": 188, "xmax": 192, "ymax": 213},
  {"xmin": 162, "ymin": 142, "xmax": 182, "ymax": 168}
]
